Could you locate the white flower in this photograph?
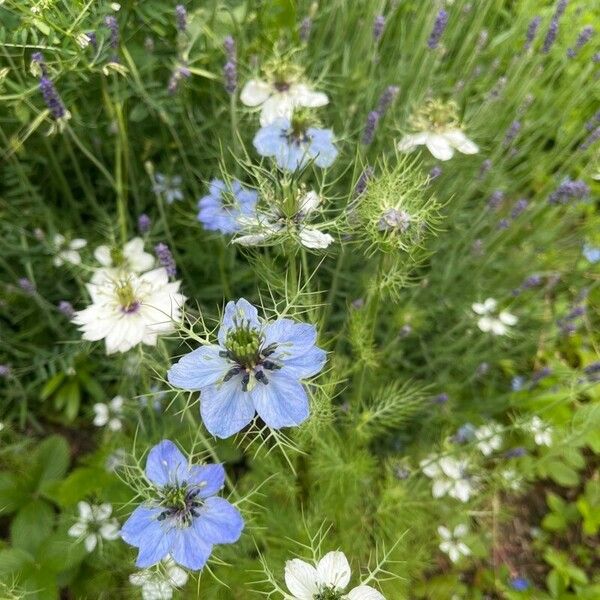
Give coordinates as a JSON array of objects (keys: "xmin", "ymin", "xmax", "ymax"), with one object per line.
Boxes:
[
  {"xmin": 52, "ymin": 234, "xmax": 87, "ymax": 266},
  {"xmin": 526, "ymin": 416, "xmax": 553, "ymax": 446},
  {"xmin": 284, "ymin": 551, "xmax": 385, "ymax": 600},
  {"xmin": 67, "ymin": 501, "xmax": 120, "ymax": 552},
  {"xmin": 420, "ymin": 455, "xmax": 475, "ymax": 502},
  {"xmin": 474, "ymin": 422, "xmax": 503, "ymax": 456},
  {"xmin": 472, "ymin": 298, "xmax": 517, "ymax": 336},
  {"xmin": 397, "ymin": 128, "xmax": 478, "ymax": 161},
  {"xmin": 73, "ymin": 267, "xmax": 185, "ymax": 354},
  {"xmin": 129, "ymin": 556, "xmax": 188, "ymax": 600},
  {"xmin": 500, "ymin": 468, "xmax": 522, "ymax": 491},
  {"xmin": 234, "ymin": 190, "xmax": 334, "ymax": 250},
  {"xmin": 93, "ymin": 396, "xmax": 124, "ymax": 431},
  {"xmin": 241, "ymin": 78, "xmax": 328, "ymax": 126},
  {"xmin": 93, "ymin": 237, "xmax": 154, "ymax": 274},
  {"xmin": 437, "ymin": 525, "xmax": 471, "ymax": 563}
]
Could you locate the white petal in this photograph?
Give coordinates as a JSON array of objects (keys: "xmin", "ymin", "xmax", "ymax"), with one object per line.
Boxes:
[
  {"xmin": 53, "ymin": 234, "xmax": 65, "ymax": 247},
  {"xmin": 84, "ymin": 533, "xmax": 98, "ymax": 552},
  {"xmin": 345, "ymin": 585, "xmax": 386, "ymax": 600},
  {"xmin": 454, "ymin": 524, "xmax": 468, "ymax": 538},
  {"xmin": 68, "ymin": 522, "xmax": 87, "ymax": 537},
  {"xmin": 477, "ymin": 317, "xmax": 494, "ymax": 332},
  {"xmin": 260, "ymin": 92, "xmax": 295, "ymax": 126},
  {"xmin": 93, "ymin": 404, "xmax": 109, "ymax": 426},
  {"xmin": 234, "ymin": 232, "xmax": 277, "ymax": 246},
  {"xmin": 448, "ymin": 546, "xmax": 460, "ymax": 563},
  {"xmin": 444, "ymin": 129, "xmax": 479, "ymax": 154},
  {"xmin": 397, "ymin": 132, "xmax": 429, "ymax": 152},
  {"xmin": 471, "ymin": 302, "xmax": 487, "ymax": 315},
  {"xmin": 432, "ymin": 479, "xmax": 451, "ymax": 498},
  {"xmin": 483, "ymin": 298, "xmax": 498, "ymax": 311},
  {"xmin": 284, "ymin": 559, "xmax": 319, "ymax": 599},
  {"xmin": 299, "ymin": 228, "xmax": 334, "ymax": 249},
  {"xmin": 94, "ymin": 245, "xmax": 112, "ymax": 266},
  {"xmin": 490, "ymin": 320, "xmax": 507, "ymax": 336},
  {"xmin": 69, "ymin": 238, "xmax": 88, "ymax": 250},
  {"xmin": 316, "ymin": 551, "xmax": 351, "ymax": 590},
  {"xmin": 452, "ymin": 480, "xmax": 472, "ymax": 503},
  {"xmin": 499, "ymin": 311, "xmax": 518, "ymax": 326},
  {"xmin": 289, "ymin": 83, "xmax": 329, "ymax": 108},
  {"xmin": 78, "ymin": 501, "xmax": 92, "ymax": 521},
  {"xmin": 457, "ymin": 542, "xmax": 471, "ymax": 556},
  {"xmin": 110, "ymin": 395, "xmax": 124, "ymax": 411},
  {"xmin": 108, "ymin": 418, "xmax": 122, "ymax": 432},
  {"xmin": 437, "ymin": 526, "xmax": 451, "ymax": 540},
  {"xmin": 95, "ymin": 503, "xmax": 113, "ymax": 521},
  {"xmin": 298, "ymin": 190, "xmax": 321, "ymax": 214},
  {"xmin": 439, "ymin": 457, "xmax": 461, "ymax": 479},
  {"xmin": 240, "ymin": 79, "xmax": 272, "ymax": 107},
  {"xmin": 100, "ymin": 521, "xmax": 120, "ymax": 540},
  {"xmin": 425, "ymin": 133, "xmax": 455, "ymax": 161},
  {"xmin": 166, "ymin": 564, "xmax": 189, "ymax": 587},
  {"xmin": 60, "ymin": 250, "xmax": 82, "ymax": 265}
]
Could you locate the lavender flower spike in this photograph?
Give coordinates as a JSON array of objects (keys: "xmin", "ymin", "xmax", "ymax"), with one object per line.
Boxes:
[
  {"xmin": 154, "ymin": 243, "xmax": 177, "ymax": 278},
  {"xmin": 542, "ymin": 0, "xmax": 568, "ymax": 54},
  {"xmin": 223, "ymin": 36, "xmax": 237, "ymax": 95},
  {"xmin": 524, "ymin": 16, "xmax": 541, "ymax": 51},
  {"xmin": 377, "ymin": 85, "xmax": 400, "ymax": 115},
  {"xmin": 299, "ymin": 17, "xmax": 312, "ymax": 42},
  {"xmin": 428, "ymin": 10, "xmax": 448, "ymax": 50},
  {"xmin": 373, "ymin": 15, "xmax": 385, "ymax": 41},
  {"xmin": 175, "ymin": 4, "xmax": 187, "ymax": 33},
  {"xmin": 138, "ymin": 213, "xmax": 151, "ymax": 234},
  {"xmin": 362, "ymin": 111, "xmax": 380, "ymax": 145},
  {"xmin": 354, "ymin": 166, "xmax": 374, "ymax": 198},
  {"xmin": 567, "ymin": 26, "xmax": 594, "ymax": 58},
  {"xmin": 39, "ymin": 75, "xmax": 68, "ymax": 120}
]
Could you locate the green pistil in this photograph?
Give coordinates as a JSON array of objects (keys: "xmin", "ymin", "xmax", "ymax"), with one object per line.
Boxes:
[
  {"xmin": 290, "ymin": 109, "xmax": 317, "ymax": 139},
  {"xmin": 225, "ymin": 326, "xmax": 262, "ymax": 367},
  {"xmin": 160, "ymin": 484, "xmax": 188, "ymax": 511},
  {"xmin": 115, "ymin": 280, "xmax": 139, "ymax": 312},
  {"xmin": 314, "ymin": 588, "xmax": 343, "ymax": 600}
]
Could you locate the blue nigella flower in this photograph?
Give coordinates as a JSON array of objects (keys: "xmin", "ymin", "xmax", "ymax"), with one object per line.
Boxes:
[
  {"xmin": 253, "ymin": 117, "xmax": 338, "ymax": 171},
  {"xmin": 121, "ymin": 440, "xmax": 243, "ymax": 570},
  {"xmin": 167, "ymin": 298, "xmax": 326, "ymax": 438},
  {"xmin": 153, "ymin": 173, "xmax": 183, "ymax": 204},
  {"xmin": 583, "ymin": 244, "xmax": 600, "ymax": 263},
  {"xmin": 510, "ymin": 576, "xmax": 529, "ymax": 591},
  {"xmin": 197, "ymin": 179, "xmax": 258, "ymax": 234}
]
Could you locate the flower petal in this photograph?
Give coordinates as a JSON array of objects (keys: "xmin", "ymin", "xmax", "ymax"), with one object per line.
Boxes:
[
  {"xmin": 240, "ymin": 79, "xmax": 272, "ymax": 107},
  {"xmin": 168, "ymin": 345, "xmax": 230, "ymax": 391},
  {"xmin": 316, "ymin": 551, "xmax": 351, "ymax": 589},
  {"xmin": 299, "ymin": 228, "xmax": 334, "ymax": 249},
  {"xmin": 194, "ymin": 496, "xmax": 244, "ymax": 544},
  {"xmin": 346, "ymin": 585, "xmax": 386, "ymax": 600},
  {"xmin": 170, "ymin": 527, "xmax": 213, "ymax": 571},
  {"xmin": 200, "ymin": 377, "xmax": 256, "ymax": 439},
  {"xmin": 289, "ymin": 83, "xmax": 329, "ymax": 108},
  {"xmin": 250, "ymin": 371, "xmax": 310, "ymax": 429},
  {"xmin": 397, "ymin": 132, "xmax": 428, "ymax": 152},
  {"xmin": 145, "ymin": 440, "xmax": 189, "ymax": 486},
  {"xmin": 217, "ymin": 298, "xmax": 261, "ymax": 346},
  {"xmin": 260, "ymin": 92, "xmax": 296, "ymax": 126},
  {"xmin": 284, "ymin": 559, "xmax": 319, "ymax": 599},
  {"xmin": 121, "ymin": 506, "xmax": 163, "ymax": 546},
  {"xmin": 187, "ymin": 463, "xmax": 225, "ymax": 498},
  {"xmin": 444, "ymin": 129, "xmax": 479, "ymax": 154},
  {"xmin": 425, "ymin": 133, "xmax": 455, "ymax": 161}
]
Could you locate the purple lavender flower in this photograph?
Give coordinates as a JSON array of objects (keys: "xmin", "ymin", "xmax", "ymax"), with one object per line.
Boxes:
[
  {"xmin": 478, "ymin": 159, "xmax": 492, "ymax": 179},
  {"xmin": 503, "ymin": 120, "xmax": 521, "ymax": 147},
  {"xmin": 18, "ymin": 278, "xmax": 36, "ymax": 294},
  {"xmin": 373, "ymin": 15, "xmax": 385, "ymax": 41},
  {"xmin": 498, "ymin": 218, "xmax": 511, "ymax": 230},
  {"xmin": 542, "ymin": 0, "xmax": 568, "ymax": 54},
  {"xmin": 354, "ymin": 166, "xmax": 374, "ymax": 197},
  {"xmin": 548, "ymin": 179, "xmax": 590, "ymax": 204},
  {"xmin": 505, "ymin": 447, "xmax": 527, "ymax": 458},
  {"xmin": 376, "ymin": 85, "xmax": 399, "ymax": 115},
  {"xmin": 154, "ymin": 243, "xmax": 177, "ymax": 278},
  {"xmin": 31, "ymin": 52, "xmax": 47, "ymax": 76},
  {"xmin": 487, "ymin": 190, "xmax": 504, "ymax": 210},
  {"xmin": 105, "ymin": 15, "xmax": 120, "ymax": 61},
  {"xmin": 58, "ymin": 300, "xmax": 75, "ymax": 318},
  {"xmin": 524, "ymin": 16, "xmax": 541, "ymax": 51},
  {"xmin": 86, "ymin": 32, "xmax": 98, "ymax": 51},
  {"xmin": 531, "ymin": 367, "xmax": 552, "ymax": 384},
  {"xmin": 522, "ymin": 274, "xmax": 543, "ymax": 289},
  {"xmin": 0, "ymin": 365, "xmax": 11, "ymax": 378},
  {"xmin": 584, "ymin": 361, "xmax": 600, "ymax": 376},
  {"xmin": 175, "ymin": 4, "xmax": 187, "ymax": 33},
  {"xmin": 429, "ymin": 165, "xmax": 442, "ymax": 180},
  {"xmin": 432, "ymin": 392, "xmax": 449, "ymax": 405},
  {"xmin": 39, "ymin": 75, "xmax": 68, "ymax": 120},
  {"xmin": 223, "ymin": 37, "xmax": 237, "ymax": 94},
  {"xmin": 299, "ymin": 17, "xmax": 312, "ymax": 42},
  {"xmin": 585, "ymin": 110, "xmax": 600, "ymax": 131},
  {"xmin": 567, "ymin": 26, "xmax": 594, "ymax": 58},
  {"xmin": 428, "ymin": 9, "xmax": 448, "ymax": 50},
  {"xmin": 579, "ymin": 126, "xmax": 600, "ymax": 151},
  {"xmin": 362, "ymin": 110, "xmax": 380, "ymax": 145},
  {"xmin": 138, "ymin": 213, "xmax": 151, "ymax": 234},
  {"xmin": 511, "ymin": 198, "xmax": 528, "ymax": 218},
  {"xmin": 168, "ymin": 64, "xmax": 191, "ymax": 95}
]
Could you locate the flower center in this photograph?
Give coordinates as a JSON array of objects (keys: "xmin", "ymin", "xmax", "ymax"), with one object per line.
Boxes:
[
  {"xmin": 286, "ymin": 109, "xmax": 317, "ymax": 144},
  {"xmin": 115, "ymin": 280, "xmax": 140, "ymax": 313},
  {"xmin": 314, "ymin": 588, "xmax": 343, "ymax": 600},
  {"xmin": 157, "ymin": 483, "xmax": 202, "ymax": 528},
  {"xmin": 274, "ymin": 80, "xmax": 290, "ymax": 92},
  {"xmin": 411, "ymin": 99, "xmax": 459, "ymax": 132}
]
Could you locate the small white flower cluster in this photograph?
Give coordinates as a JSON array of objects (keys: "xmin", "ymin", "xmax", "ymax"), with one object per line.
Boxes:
[
  {"xmin": 472, "ymin": 298, "xmax": 518, "ymax": 336},
  {"xmin": 524, "ymin": 416, "xmax": 553, "ymax": 446},
  {"xmin": 72, "ymin": 238, "xmax": 186, "ymax": 354},
  {"xmin": 420, "ymin": 455, "xmax": 475, "ymax": 502},
  {"xmin": 129, "ymin": 556, "xmax": 188, "ymax": 600},
  {"xmin": 93, "ymin": 395, "xmax": 125, "ymax": 431},
  {"xmin": 438, "ymin": 524, "xmax": 471, "ymax": 563},
  {"xmin": 474, "ymin": 422, "xmax": 503, "ymax": 456},
  {"xmin": 67, "ymin": 501, "xmax": 120, "ymax": 552}
]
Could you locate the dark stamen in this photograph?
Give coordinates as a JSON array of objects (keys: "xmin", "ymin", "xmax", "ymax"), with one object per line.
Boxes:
[
  {"xmin": 255, "ymin": 370, "xmax": 269, "ymax": 385},
  {"xmin": 241, "ymin": 372, "xmax": 250, "ymax": 391},
  {"xmin": 262, "ymin": 360, "xmax": 281, "ymax": 371},
  {"xmin": 223, "ymin": 366, "xmax": 243, "ymax": 382}
]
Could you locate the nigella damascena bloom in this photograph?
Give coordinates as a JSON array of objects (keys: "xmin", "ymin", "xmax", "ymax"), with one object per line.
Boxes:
[
  {"xmin": 472, "ymin": 298, "xmax": 517, "ymax": 336},
  {"xmin": 197, "ymin": 179, "xmax": 258, "ymax": 234},
  {"xmin": 397, "ymin": 99, "xmax": 478, "ymax": 161},
  {"xmin": 583, "ymin": 244, "xmax": 600, "ymax": 263},
  {"xmin": 253, "ymin": 116, "xmax": 338, "ymax": 171},
  {"xmin": 121, "ymin": 440, "xmax": 244, "ymax": 570},
  {"xmin": 73, "ymin": 267, "xmax": 185, "ymax": 354},
  {"xmin": 94, "ymin": 237, "xmax": 155, "ymax": 274},
  {"xmin": 168, "ymin": 298, "xmax": 326, "ymax": 438},
  {"xmin": 284, "ymin": 551, "xmax": 385, "ymax": 600},
  {"xmin": 377, "ymin": 208, "xmax": 411, "ymax": 234},
  {"xmin": 420, "ymin": 455, "xmax": 474, "ymax": 502},
  {"xmin": 240, "ymin": 70, "xmax": 328, "ymax": 126},
  {"xmin": 438, "ymin": 525, "xmax": 471, "ymax": 564},
  {"xmin": 428, "ymin": 9, "xmax": 448, "ymax": 50},
  {"xmin": 153, "ymin": 173, "xmax": 183, "ymax": 204}
]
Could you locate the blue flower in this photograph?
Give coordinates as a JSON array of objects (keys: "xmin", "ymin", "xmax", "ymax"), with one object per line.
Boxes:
[
  {"xmin": 253, "ymin": 118, "xmax": 338, "ymax": 171},
  {"xmin": 583, "ymin": 244, "xmax": 600, "ymax": 264},
  {"xmin": 167, "ymin": 298, "xmax": 326, "ymax": 438},
  {"xmin": 510, "ymin": 577, "xmax": 529, "ymax": 591},
  {"xmin": 153, "ymin": 173, "xmax": 183, "ymax": 204},
  {"xmin": 121, "ymin": 440, "xmax": 243, "ymax": 570},
  {"xmin": 197, "ymin": 179, "xmax": 258, "ymax": 234}
]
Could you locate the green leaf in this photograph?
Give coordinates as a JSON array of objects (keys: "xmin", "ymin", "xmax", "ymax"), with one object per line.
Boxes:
[
  {"xmin": 40, "ymin": 372, "xmax": 65, "ymax": 401},
  {"xmin": 0, "ymin": 548, "xmax": 34, "ymax": 576},
  {"xmin": 10, "ymin": 500, "xmax": 54, "ymax": 554},
  {"xmin": 31, "ymin": 436, "xmax": 70, "ymax": 488},
  {"xmin": 0, "ymin": 472, "xmax": 28, "ymax": 515},
  {"xmin": 547, "ymin": 461, "xmax": 580, "ymax": 487},
  {"xmin": 43, "ymin": 467, "xmax": 112, "ymax": 508}
]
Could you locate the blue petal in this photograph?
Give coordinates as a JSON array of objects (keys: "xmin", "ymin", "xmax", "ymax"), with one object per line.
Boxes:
[
  {"xmin": 218, "ymin": 298, "xmax": 261, "ymax": 346},
  {"xmin": 168, "ymin": 346, "xmax": 230, "ymax": 391},
  {"xmin": 121, "ymin": 506, "xmax": 163, "ymax": 546},
  {"xmin": 250, "ymin": 371, "xmax": 310, "ymax": 429},
  {"xmin": 121, "ymin": 506, "xmax": 172, "ymax": 568},
  {"xmin": 253, "ymin": 122, "xmax": 288, "ymax": 158},
  {"xmin": 208, "ymin": 179, "xmax": 226, "ymax": 198},
  {"xmin": 145, "ymin": 440, "xmax": 188, "ymax": 486},
  {"xmin": 277, "ymin": 142, "xmax": 307, "ymax": 171},
  {"xmin": 194, "ymin": 496, "xmax": 244, "ymax": 544},
  {"xmin": 279, "ymin": 346, "xmax": 327, "ymax": 379},
  {"xmin": 200, "ymin": 376, "xmax": 256, "ymax": 438},
  {"xmin": 307, "ymin": 128, "xmax": 338, "ymax": 168},
  {"xmin": 188, "ymin": 463, "xmax": 225, "ymax": 498},
  {"xmin": 171, "ymin": 526, "xmax": 213, "ymax": 570}
]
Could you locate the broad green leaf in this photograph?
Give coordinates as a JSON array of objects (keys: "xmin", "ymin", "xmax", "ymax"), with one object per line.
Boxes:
[
  {"xmin": 0, "ymin": 548, "xmax": 34, "ymax": 576},
  {"xmin": 0, "ymin": 472, "xmax": 28, "ymax": 515},
  {"xmin": 10, "ymin": 499, "xmax": 54, "ymax": 554},
  {"xmin": 31, "ymin": 436, "xmax": 70, "ymax": 488}
]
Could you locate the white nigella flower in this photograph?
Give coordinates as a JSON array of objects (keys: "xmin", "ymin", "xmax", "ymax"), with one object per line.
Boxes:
[
  {"xmin": 501, "ymin": 468, "xmax": 523, "ymax": 491},
  {"xmin": 397, "ymin": 99, "xmax": 478, "ymax": 161},
  {"xmin": 284, "ymin": 551, "xmax": 385, "ymax": 600},
  {"xmin": 420, "ymin": 455, "xmax": 474, "ymax": 502},
  {"xmin": 93, "ymin": 237, "xmax": 155, "ymax": 275},
  {"xmin": 240, "ymin": 77, "xmax": 328, "ymax": 126},
  {"xmin": 67, "ymin": 501, "xmax": 120, "ymax": 552},
  {"xmin": 52, "ymin": 234, "xmax": 87, "ymax": 266},
  {"xmin": 93, "ymin": 395, "xmax": 125, "ymax": 431},
  {"xmin": 129, "ymin": 556, "xmax": 189, "ymax": 600},
  {"xmin": 234, "ymin": 190, "xmax": 334, "ymax": 250},
  {"xmin": 437, "ymin": 524, "xmax": 471, "ymax": 563},
  {"xmin": 525, "ymin": 416, "xmax": 553, "ymax": 446},
  {"xmin": 472, "ymin": 298, "xmax": 518, "ymax": 336},
  {"xmin": 73, "ymin": 267, "xmax": 185, "ymax": 354},
  {"xmin": 474, "ymin": 422, "xmax": 503, "ymax": 456}
]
